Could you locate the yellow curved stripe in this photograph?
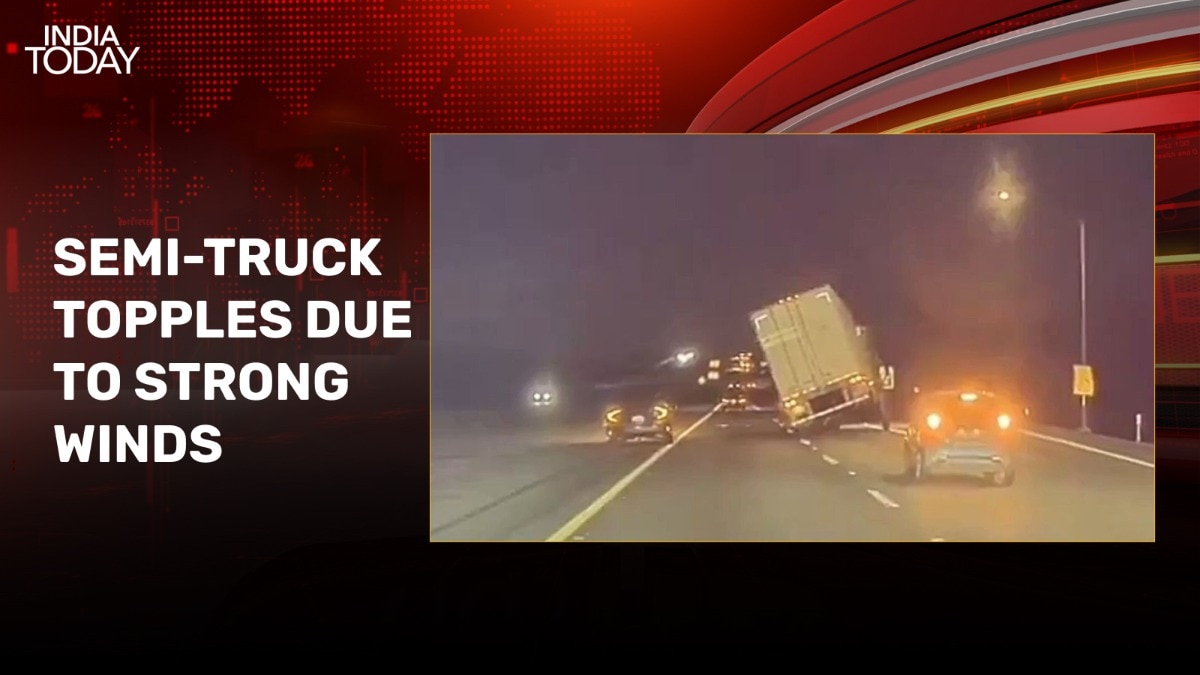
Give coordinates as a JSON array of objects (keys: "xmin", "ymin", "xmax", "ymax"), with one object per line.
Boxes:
[{"xmin": 882, "ymin": 61, "xmax": 1200, "ymax": 134}]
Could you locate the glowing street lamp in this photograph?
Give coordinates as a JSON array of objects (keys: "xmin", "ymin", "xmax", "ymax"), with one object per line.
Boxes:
[{"xmin": 990, "ymin": 184, "xmax": 1087, "ymax": 431}]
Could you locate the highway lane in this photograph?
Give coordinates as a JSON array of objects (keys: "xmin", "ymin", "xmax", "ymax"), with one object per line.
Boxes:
[
  {"xmin": 802, "ymin": 426, "xmax": 1155, "ymax": 542},
  {"xmin": 561, "ymin": 410, "xmax": 1155, "ymax": 542},
  {"xmin": 564, "ymin": 412, "xmax": 917, "ymax": 541},
  {"xmin": 430, "ymin": 408, "xmax": 711, "ymax": 541}
]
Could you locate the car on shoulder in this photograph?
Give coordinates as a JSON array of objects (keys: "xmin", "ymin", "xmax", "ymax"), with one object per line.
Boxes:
[
  {"xmin": 902, "ymin": 389, "xmax": 1020, "ymax": 487},
  {"xmin": 602, "ymin": 387, "xmax": 677, "ymax": 444}
]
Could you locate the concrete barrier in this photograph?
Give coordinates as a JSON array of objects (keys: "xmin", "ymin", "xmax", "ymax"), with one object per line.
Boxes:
[{"xmin": 838, "ymin": 420, "xmax": 1157, "ymax": 468}]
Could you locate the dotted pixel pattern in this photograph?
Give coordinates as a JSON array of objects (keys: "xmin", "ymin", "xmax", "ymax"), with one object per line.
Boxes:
[
  {"xmin": 1157, "ymin": 262, "xmax": 1200, "ymax": 366},
  {"xmin": 46, "ymin": 0, "xmax": 665, "ymax": 161}
]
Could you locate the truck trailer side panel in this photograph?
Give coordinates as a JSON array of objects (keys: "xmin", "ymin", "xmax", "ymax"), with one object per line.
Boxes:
[
  {"xmin": 752, "ymin": 287, "xmax": 866, "ymax": 391},
  {"xmin": 753, "ymin": 302, "xmax": 821, "ymax": 400},
  {"xmin": 751, "ymin": 285, "xmax": 882, "ymax": 427}
]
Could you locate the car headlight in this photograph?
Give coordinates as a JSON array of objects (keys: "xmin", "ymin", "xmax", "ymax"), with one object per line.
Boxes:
[
  {"xmin": 997, "ymin": 414, "xmax": 1011, "ymax": 429},
  {"xmin": 925, "ymin": 413, "xmax": 941, "ymax": 430}
]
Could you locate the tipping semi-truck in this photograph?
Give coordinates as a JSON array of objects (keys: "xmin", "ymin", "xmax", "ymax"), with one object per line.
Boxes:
[{"xmin": 750, "ymin": 285, "xmax": 891, "ymax": 434}]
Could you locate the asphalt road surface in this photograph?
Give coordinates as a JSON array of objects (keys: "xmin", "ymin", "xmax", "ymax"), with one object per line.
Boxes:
[
  {"xmin": 431, "ymin": 407, "xmax": 1155, "ymax": 542},
  {"xmin": 430, "ymin": 408, "xmax": 712, "ymax": 541}
]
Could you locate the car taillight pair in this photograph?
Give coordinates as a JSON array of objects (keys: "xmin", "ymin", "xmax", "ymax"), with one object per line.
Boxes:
[
  {"xmin": 925, "ymin": 413, "xmax": 1012, "ymax": 430},
  {"xmin": 607, "ymin": 407, "xmax": 668, "ymax": 422}
]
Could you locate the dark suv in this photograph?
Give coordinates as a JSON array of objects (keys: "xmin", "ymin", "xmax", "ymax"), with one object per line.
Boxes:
[
  {"xmin": 902, "ymin": 390, "xmax": 1020, "ymax": 486},
  {"xmin": 603, "ymin": 389, "xmax": 676, "ymax": 444}
]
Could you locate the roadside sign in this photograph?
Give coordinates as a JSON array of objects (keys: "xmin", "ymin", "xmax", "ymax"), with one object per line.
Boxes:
[
  {"xmin": 879, "ymin": 365, "xmax": 895, "ymax": 390},
  {"xmin": 707, "ymin": 370, "xmax": 720, "ymax": 380},
  {"xmin": 1073, "ymin": 364, "xmax": 1095, "ymax": 397}
]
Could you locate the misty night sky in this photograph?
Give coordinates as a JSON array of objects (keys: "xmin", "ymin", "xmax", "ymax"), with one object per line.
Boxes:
[{"xmin": 431, "ymin": 134, "xmax": 1154, "ymax": 438}]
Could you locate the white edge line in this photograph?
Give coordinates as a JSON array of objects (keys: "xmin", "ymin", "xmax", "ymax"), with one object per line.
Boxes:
[
  {"xmin": 821, "ymin": 454, "xmax": 839, "ymax": 465},
  {"xmin": 867, "ymin": 489, "xmax": 900, "ymax": 509},
  {"xmin": 544, "ymin": 405, "xmax": 720, "ymax": 542},
  {"xmin": 1021, "ymin": 430, "xmax": 1155, "ymax": 468}
]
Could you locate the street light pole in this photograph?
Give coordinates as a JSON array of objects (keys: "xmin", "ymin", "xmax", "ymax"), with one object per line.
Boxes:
[{"xmin": 1079, "ymin": 219, "xmax": 1090, "ymax": 432}]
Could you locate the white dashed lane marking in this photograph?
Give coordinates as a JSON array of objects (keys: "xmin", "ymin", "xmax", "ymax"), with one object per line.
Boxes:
[
  {"xmin": 867, "ymin": 489, "xmax": 900, "ymax": 509},
  {"xmin": 821, "ymin": 454, "xmax": 839, "ymax": 465}
]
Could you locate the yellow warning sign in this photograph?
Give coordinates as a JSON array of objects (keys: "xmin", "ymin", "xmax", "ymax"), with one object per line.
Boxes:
[{"xmin": 1073, "ymin": 365, "xmax": 1095, "ymax": 397}]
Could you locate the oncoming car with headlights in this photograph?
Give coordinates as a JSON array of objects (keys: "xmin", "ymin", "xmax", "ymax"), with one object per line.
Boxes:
[
  {"xmin": 902, "ymin": 390, "xmax": 1020, "ymax": 487},
  {"xmin": 530, "ymin": 389, "xmax": 555, "ymax": 407},
  {"xmin": 602, "ymin": 387, "xmax": 676, "ymax": 444}
]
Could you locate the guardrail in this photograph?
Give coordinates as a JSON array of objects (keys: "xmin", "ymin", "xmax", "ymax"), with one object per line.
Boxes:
[
  {"xmin": 861, "ymin": 421, "xmax": 1154, "ymax": 466},
  {"xmin": 880, "ymin": 418, "xmax": 1191, "ymax": 480}
]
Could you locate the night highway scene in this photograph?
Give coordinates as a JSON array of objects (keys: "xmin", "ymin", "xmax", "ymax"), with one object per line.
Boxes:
[{"xmin": 430, "ymin": 134, "xmax": 1155, "ymax": 543}]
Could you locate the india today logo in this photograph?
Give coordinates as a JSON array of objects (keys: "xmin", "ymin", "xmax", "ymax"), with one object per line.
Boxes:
[{"xmin": 25, "ymin": 25, "xmax": 139, "ymax": 75}]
